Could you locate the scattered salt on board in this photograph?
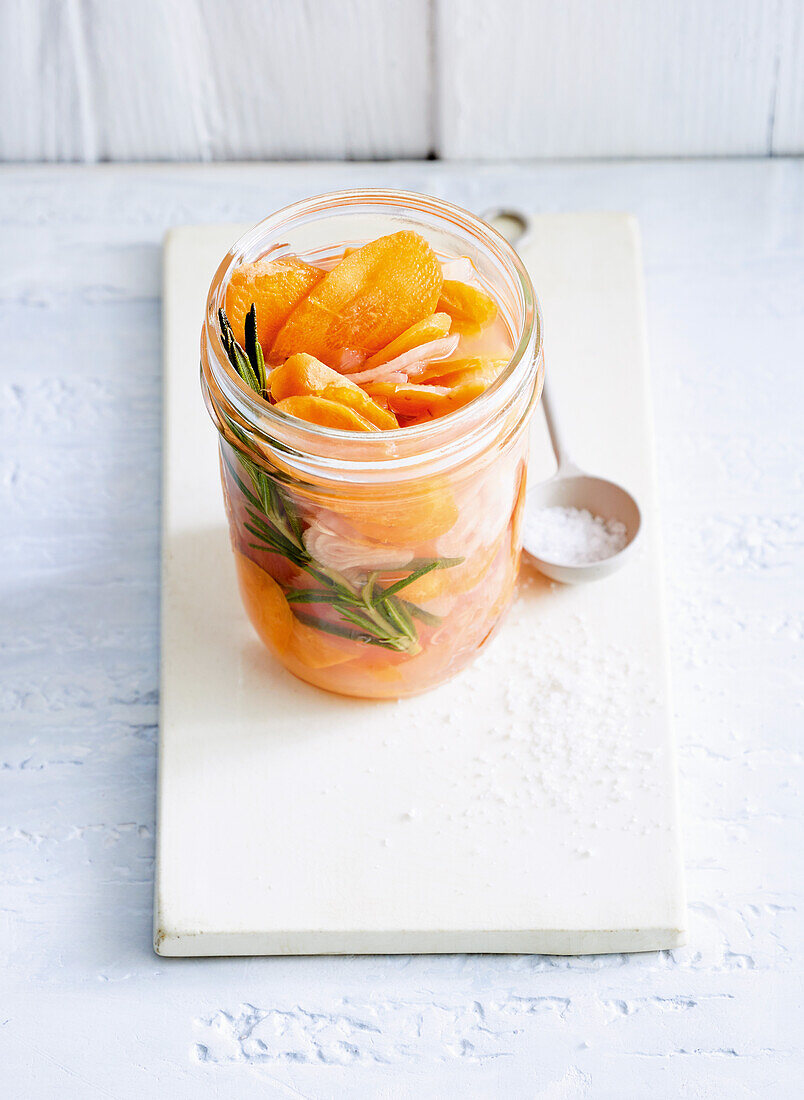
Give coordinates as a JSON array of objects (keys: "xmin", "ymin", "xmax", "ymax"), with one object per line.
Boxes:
[{"xmin": 524, "ymin": 505, "xmax": 627, "ymax": 564}]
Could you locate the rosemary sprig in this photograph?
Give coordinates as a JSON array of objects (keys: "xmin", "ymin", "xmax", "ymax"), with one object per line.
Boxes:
[
  {"xmin": 219, "ymin": 308, "xmax": 264, "ymax": 396},
  {"xmin": 244, "ymin": 304, "xmax": 267, "ymax": 391},
  {"xmin": 217, "ymin": 306, "xmax": 463, "ymax": 654}
]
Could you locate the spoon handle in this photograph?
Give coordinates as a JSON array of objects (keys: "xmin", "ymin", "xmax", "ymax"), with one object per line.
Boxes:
[
  {"xmin": 541, "ymin": 378, "xmax": 578, "ymax": 474},
  {"xmin": 481, "ymin": 206, "xmax": 580, "ymax": 477}
]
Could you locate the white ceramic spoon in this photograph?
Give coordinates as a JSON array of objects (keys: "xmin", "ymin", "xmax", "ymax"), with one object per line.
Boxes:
[{"xmin": 483, "ymin": 207, "xmax": 642, "ymax": 584}]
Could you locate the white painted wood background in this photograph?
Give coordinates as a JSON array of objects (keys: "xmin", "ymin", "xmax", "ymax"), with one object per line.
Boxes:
[{"xmin": 2, "ymin": 0, "xmax": 802, "ymax": 161}]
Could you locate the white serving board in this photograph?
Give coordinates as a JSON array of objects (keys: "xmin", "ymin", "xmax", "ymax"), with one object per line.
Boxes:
[{"xmin": 155, "ymin": 214, "xmax": 686, "ymax": 956}]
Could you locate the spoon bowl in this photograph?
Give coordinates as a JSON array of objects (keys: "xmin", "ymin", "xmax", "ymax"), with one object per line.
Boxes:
[{"xmin": 522, "ymin": 471, "xmax": 642, "ymax": 584}]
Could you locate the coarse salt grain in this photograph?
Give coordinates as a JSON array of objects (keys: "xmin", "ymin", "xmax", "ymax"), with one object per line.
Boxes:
[{"xmin": 524, "ymin": 505, "xmax": 628, "ymax": 564}]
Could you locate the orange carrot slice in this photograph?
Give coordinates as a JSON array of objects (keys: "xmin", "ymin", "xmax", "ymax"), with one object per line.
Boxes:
[
  {"xmin": 270, "ymin": 232, "xmax": 442, "ymax": 366},
  {"xmin": 320, "ymin": 385, "xmax": 398, "ymax": 430},
  {"xmin": 270, "ymin": 354, "xmax": 397, "ymax": 429},
  {"xmin": 362, "ymin": 313, "xmax": 452, "ymax": 370},
  {"xmin": 234, "ymin": 551, "xmax": 293, "ymax": 653},
  {"xmin": 269, "ymin": 353, "xmax": 345, "ymax": 401},
  {"xmin": 365, "ymin": 381, "xmax": 486, "ymax": 419},
  {"xmin": 225, "ymin": 258, "xmax": 323, "ymax": 349},
  {"xmin": 275, "ymin": 395, "xmax": 379, "ymax": 432},
  {"xmin": 436, "ymin": 279, "xmax": 498, "ymax": 336},
  {"xmin": 417, "ymin": 355, "xmax": 509, "ymax": 386},
  {"xmin": 338, "ymin": 479, "xmax": 458, "ymax": 544}
]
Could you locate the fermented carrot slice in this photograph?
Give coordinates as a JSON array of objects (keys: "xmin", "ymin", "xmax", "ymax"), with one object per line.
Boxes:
[
  {"xmin": 269, "ymin": 354, "xmax": 398, "ymax": 429},
  {"xmin": 234, "ymin": 551, "xmax": 293, "ymax": 653},
  {"xmin": 337, "ymin": 479, "xmax": 458, "ymax": 544},
  {"xmin": 269, "ymin": 353, "xmax": 345, "ymax": 401},
  {"xmin": 320, "ymin": 385, "xmax": 398, "ymax": 430},
  {"xmin": 224, "ymin": 258, "xmax": 322, "ymax": 349},
  {"xmin": 417, "ymin": 355, "xmax": 509, "ymax": 387},
  {"xmin": 382, "ymin": 384, "xmax": 450, "ymax": 417},
  {"xmin": 275, "ymin": 395, "xmax": 379, "ymax": 432},
  {"xmin": 434, "ymin": 380, "xmax": 488, "ymax": 415},
  {"xmin": 362, "ymin": 313, "xmax": 452, "ymax": 370},
  {"xmin": 366, "ymin": 381, "xmax": 486, "ymax": 419},
  {"xmin": 363, "ymin": 382, "xmax": 417, "ymax": 400},
  {"xmin": 270, "ymin": 232, "xmax": 443, "ymax": 366},
  {"xmin": 436, "ymin": 279, "xmax": 498, "ymax": 336}
]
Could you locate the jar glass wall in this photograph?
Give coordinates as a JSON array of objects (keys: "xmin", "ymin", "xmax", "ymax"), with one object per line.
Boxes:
[{"xmin": 201, "ymin": 190, "xmax": 543, "ymax": 698}]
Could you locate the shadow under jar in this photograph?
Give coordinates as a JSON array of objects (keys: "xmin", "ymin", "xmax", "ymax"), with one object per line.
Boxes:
[{"xmin": 201, "ymin": 189, "xmax": 543, "ymax": 699}]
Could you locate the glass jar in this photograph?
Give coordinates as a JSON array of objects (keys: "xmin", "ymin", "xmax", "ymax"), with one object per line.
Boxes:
[{"xmin": 201, "ymin": 189, "xmax": 543, "ymax": 699}]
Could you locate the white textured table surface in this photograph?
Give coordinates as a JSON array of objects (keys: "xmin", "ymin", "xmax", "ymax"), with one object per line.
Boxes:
[{"xmin": 2, "ymin": 160, "xmax": 801, "ymax": 1098}]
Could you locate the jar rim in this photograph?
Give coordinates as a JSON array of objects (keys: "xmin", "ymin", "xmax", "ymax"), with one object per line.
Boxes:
[{"xmin": 202, "ymin": 188, "xmax": 542, "ymax": 476}]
